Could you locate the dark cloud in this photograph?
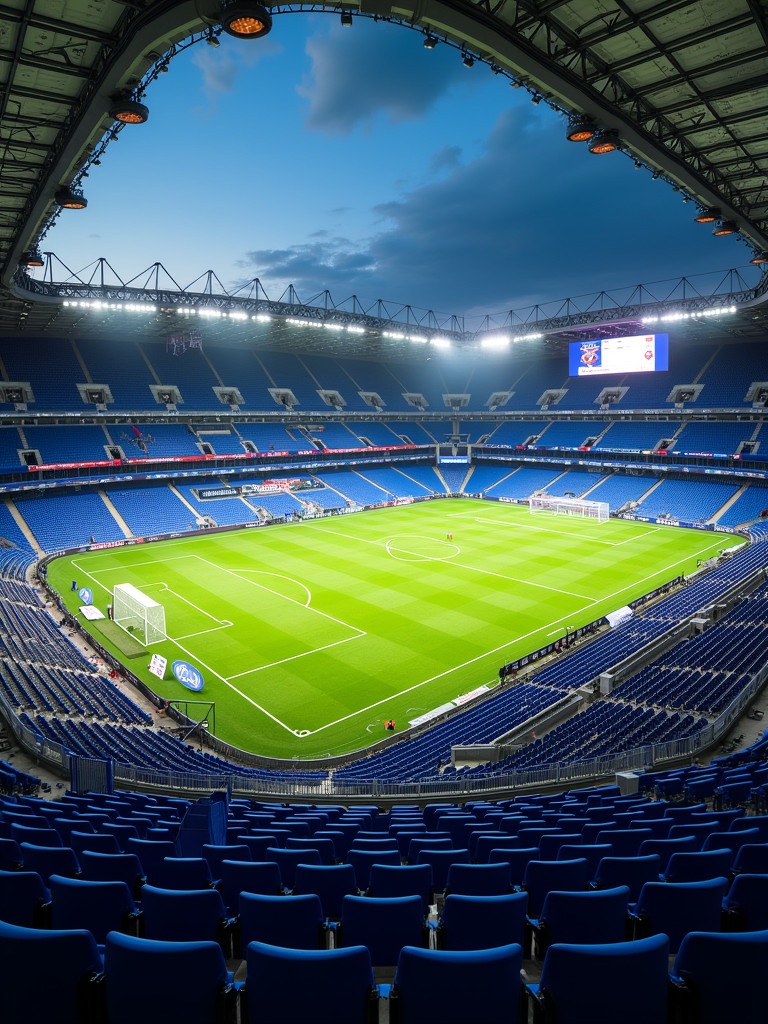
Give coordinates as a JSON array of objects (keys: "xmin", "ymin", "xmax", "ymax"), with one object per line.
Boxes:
[
  {"xmin": 429, "ymin": 145, "xmax": 463, "ymax": 176},
  {"xmin": 238, "ymin": 238, "xmax": 377, "ymax": 295},
  {"xmin": 238, "ymin": 103, "xmax": 749, "ymax": 318},
  {"xmin": 297, "ymin": 22, "xmax": 470, "ymax": 134}
]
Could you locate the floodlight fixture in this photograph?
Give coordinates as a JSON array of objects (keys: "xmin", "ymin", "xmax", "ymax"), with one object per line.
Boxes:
[
  {"xmin": 340, "ymin": 10, "xmax": 353, "ymax": 26},
  {"xmin": 481, "ymin": 334, "xmax": 510, "ymax": 350},
  {"xmin": 565, "ymin": 115, "xmax": 596, "ymax": 142},
  {"xmin": 108, "ymin": 95, "xmax": 149, "ymax": 124},
  {"xmin": 712, "ymin": 219, "xmax": 737, "ymax": 236},
  {"xmin": 219, "ymin": 0, "xmax": 272, "ymax": 39},
  {"xmin": 20, "ymin": 248, "xmax": 44, "ymax": 268},
  {"xmin": 587, "ymin": 129, "xmax": 619, "ymax": 154},
  {"xmin": 55, "ymin": 186, "xmax": 87, "ymax": 209},
  {"xmin": 750, "ymin": 250, "xmax": 768, "ymax": 265},
  {"xmin": 694, "ymin": 206, "xmax": 720, "ymax": 223},
  {"xmin": 462, "ymin": 52, "xmax": 474, "ymax": 68},
  {"xmin": 423, "ymin": 33, "xmax": 437, "ymax": 49}
]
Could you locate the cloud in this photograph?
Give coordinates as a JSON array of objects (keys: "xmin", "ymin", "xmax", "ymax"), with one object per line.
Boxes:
[
  {"xmin": 429, "ymin": 145, "xmax": 463, "ymax": 176},
  {"xmin": 236, "ymin": 102, "xmax": 748, "ymax": 317},
  {"xmin": 191, "ymin": 36, "xmax": 282, "ymax": 105},
  {"xmin": 238, "ymin": 237, "xmax": 377, "ymax": 299},
  {"xmin": 297, "ymin": 22, "xmax": 469, "ymax": 135}
]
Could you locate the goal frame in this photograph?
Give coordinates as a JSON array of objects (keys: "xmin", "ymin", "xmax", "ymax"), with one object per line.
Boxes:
[
  {"xmin": 529, "ymin": 494, "xmax": 609, "ymax": 523},
  {"xmin": 112, "ymin": 582, "xmax": 166, "ymax": 646}
]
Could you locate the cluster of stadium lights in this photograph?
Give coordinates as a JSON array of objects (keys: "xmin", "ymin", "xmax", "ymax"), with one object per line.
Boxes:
[
  {"xmin": 57, "ymin": 301, "xmax": 460, "ymax": 343},
  {"xmin": 481, "ymin": 332, "xmax": 544, "ymax": 349},
  {"xmin": 642, "ymin": 306, "xmax": 738, "ymax": 324},
  {"xmin": 62, "ymin": 300, "xmax": 158, "ymax": 313},
  {"xmin": 564, "ymin": 117, "xmax": 767, "ymax": 265},
  {"xmin": 564, "ymin": 114, "xmax": 620, "ymax": 155},
  {"xmin": 286, "ymin": 318, "xmax": 365, "ymax": 334},
  {"xmin": 24, "ymin": 3, "xmax": 768, "ymax": 275}
]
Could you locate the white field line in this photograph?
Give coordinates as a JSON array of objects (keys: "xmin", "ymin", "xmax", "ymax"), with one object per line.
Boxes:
[
  {"xmin": 446, "ymin": 511, "xmax": 665, "ymax": 548},
  {"xmin": 300, "ymin": 535, "xmax": 727, "ymax": 737},
  {"xmin": 228, "ymin": 635, "xmax": 364, "ymax": 680},
  {"xmin": 162, "ymin": 633, "xmax": 299, "ymax": 734},
  {"xmin": 175, "ymin": 624, "xmax": 233, "ymax": 641},
  {"xmin": 72, "ymin": 524, "xmax": 723, "ymax": 739},
  {"xmin": 71, "ymin": 554, "xmax": 195, "ymax": 572},
  {"xmin": 70, "ymin": 559, "xmax": 113, "ymax": 597},
  {"xmin": 69, "ymin": 566, "xmax": 232, "ymax": 641},
  {"xmin": 190, "ymin": 554, "xmax": 366, "ymax": 635},
  {"xmin": 68, "ymin": 556, "xmax": 320, "ymax": 735},
  {"xmin": 305, "ymin": 524, "xmax": 592, "ymax": 601},
  {"xmin": 147, "ymin": 581, "xmax": 226, "ymax": 626}
]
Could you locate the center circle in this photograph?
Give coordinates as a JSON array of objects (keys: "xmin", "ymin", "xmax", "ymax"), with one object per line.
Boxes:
[{"xmin": 385, "ymin": 535, "xmax": 460, "ymax": 562}]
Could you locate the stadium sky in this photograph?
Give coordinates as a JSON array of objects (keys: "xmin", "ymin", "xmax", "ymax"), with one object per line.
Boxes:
[{"xmin": 42, "ymin": 12, "xmax": 755, "ymax": 322}]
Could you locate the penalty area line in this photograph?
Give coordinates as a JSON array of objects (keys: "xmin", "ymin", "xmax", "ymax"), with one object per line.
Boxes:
[
  {"xmin": 140, "ymin": 581, "xmax": 227, "ymax": 627},
  {"xmin": 228, "ymin": 633, "xmax": 365, "ymax": 681},
  {"xmin": 166, "ymin": 634, "xmax": 298, "ymax": 735}
]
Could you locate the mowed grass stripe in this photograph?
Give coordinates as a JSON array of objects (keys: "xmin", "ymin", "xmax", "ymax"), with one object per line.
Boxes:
[{"xmin": 49, "ymin": 499, "xmax": 727, "ymax": 758}]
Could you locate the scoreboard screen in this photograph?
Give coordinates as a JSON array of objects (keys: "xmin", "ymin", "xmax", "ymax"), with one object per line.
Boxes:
[{"xmin": 569, "ymin": 333, "xmax": 669, "ymax": 376}]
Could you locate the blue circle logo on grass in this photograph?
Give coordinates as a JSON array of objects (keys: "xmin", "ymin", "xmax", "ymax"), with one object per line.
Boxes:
[
  {"xmin": 78, "ymin": 588, "xmax": 93, "ymax": 605},
  {"xmin": 172, "ymin": 661, "xmax": 204, "ymax": 692}
]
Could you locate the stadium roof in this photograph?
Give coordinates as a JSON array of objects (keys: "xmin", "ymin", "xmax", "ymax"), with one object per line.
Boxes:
[{"xmin": 1, "ymin": 0, "xmax": 767, "ymax": 353}]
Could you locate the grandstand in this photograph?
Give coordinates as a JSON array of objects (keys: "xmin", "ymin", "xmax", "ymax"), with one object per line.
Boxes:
[
  {"xmin": 2, "ymin": 0, "xmax": 768, "ymax": 1018},
  {"xmin": 0, "ymin": 310, "xmax": 764, "ymax": 782}
]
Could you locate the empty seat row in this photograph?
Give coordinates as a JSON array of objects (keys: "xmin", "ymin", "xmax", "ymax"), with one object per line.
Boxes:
[{"xmin": 3, "ymin": 917, "xmax": 768, "ymax": 1024}]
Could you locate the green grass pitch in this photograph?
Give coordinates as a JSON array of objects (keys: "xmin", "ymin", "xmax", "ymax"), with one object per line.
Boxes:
[{"xmin": 47, "ymin": 499, "xmax": 727, "ymax": 759}]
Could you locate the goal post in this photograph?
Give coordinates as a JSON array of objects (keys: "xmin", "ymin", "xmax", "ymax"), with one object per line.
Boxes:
[
  {"xmin": 112, "ymin": 583, "xmax": 166, "ymax": 646},
  {"xmin": 529, "ymin": 493, "xmax": 609, "ymax": 523}
]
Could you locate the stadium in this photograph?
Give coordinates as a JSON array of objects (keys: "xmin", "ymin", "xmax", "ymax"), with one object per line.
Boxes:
[{"xmin": 1, "ymin": 0, "xmax": 768, "ymax": 1020}]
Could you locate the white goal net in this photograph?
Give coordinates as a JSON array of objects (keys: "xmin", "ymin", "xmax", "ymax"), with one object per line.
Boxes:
[
  {"xmin": 529, "ymin": 493, "xmax": 609, "ymax": 523},
  {"xmin": 112, "ymin": 583, "xmax": 166, "ymax": 646}
]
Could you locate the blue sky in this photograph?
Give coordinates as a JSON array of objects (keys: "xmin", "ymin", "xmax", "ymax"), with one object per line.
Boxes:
[{"xmin": 44, "ymin": 13, "xmax": 754, "ymax": 320}]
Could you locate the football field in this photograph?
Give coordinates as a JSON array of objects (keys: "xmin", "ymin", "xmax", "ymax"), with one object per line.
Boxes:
[{"xmin": 47, "ymin": 499, "xmax": 727, "ymax": 759}]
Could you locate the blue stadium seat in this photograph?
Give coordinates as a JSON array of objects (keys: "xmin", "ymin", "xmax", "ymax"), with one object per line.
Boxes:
[
  {"xmin": 104, "ymin": 932, "xmax": 236, "ymax": 1024},
  {"xmin": 437, "ymin": 892, "xmax": 528, "ymax": 952},
  {"xmin": 0, "ymin": 867, "xmax": 50, "ymax": 926},
  {"xmin": 244, "ymin": 941, "xmax": 378, "ymax": 1024},
  {"xmin": 445, "ymin": 861, "xmax": 511, "ymax": 896},
  {"xmin": 670, "ymin": 929, "xmax": 768, "ymax": 1024},
  {"xmin": 140, "ymin": 884, "xmax": 235, "ymax": 953},
  {"xmin": 18, "ymin": 842, "xmax": 79, "ymax": 884},
  {"xmin": 218, "ymin": 859, "xmax": 283, "ymax": 912},
  {"xmin": 590, "ymin": 854, "xmax": 662, "ymax": 901},
  {"xmin": 532, "ymin": 885, "xmax": 630, "ymax": 959},
  {"xmin": 367, "ymin": 863, "xmax": 433, "ymax": 910},
  {"xmin": 49, "ymin": 873, "xmax": 139, "ymax": 945},
  {"xmin": 0, "ymin": 919, "xmax": 102, "ymax": 1024},
  {"xmin": 339, "ymin": 895, "xmax": 426, "ymax": 968},
  {"xmin": 629, "ymin": 877, "xmax": 729, "ymax": 953},
  {"xmin": 526, "ymin": 934, "xmax": 669, "ymax": 1024},
  {"xmin": 520, "ymin": 858, "xmax": 589, "ymax": 918},
  {"xmin": 293, "ymin": 863, "xmax": 358, "ymax": 919},
  {"xmin": 239, "ymin": 892, "xmax": 327, "ymax": 954},
  {"xmin": 391, "ymin": 943, "xmax": 524, "ymax": 1024},
  {"xmin": 722, "ymin": 874, "xmax": 768, "ymax": 931}
]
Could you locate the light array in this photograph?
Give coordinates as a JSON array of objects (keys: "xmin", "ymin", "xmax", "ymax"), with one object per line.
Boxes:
[
  {"xmin": 480, "ymin": 331, "xmax": 544, "ymax": 348},
  {"xmin": 642, "ymin": 306, "xmax": 738, "ymax": 324},
  {"xmin": 62, "ymin": 300, "xmax": 157, "ymax": 313},
  {"xmin": 382, "ymin": 331, "xmax": 433, "ymax": 345}
]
